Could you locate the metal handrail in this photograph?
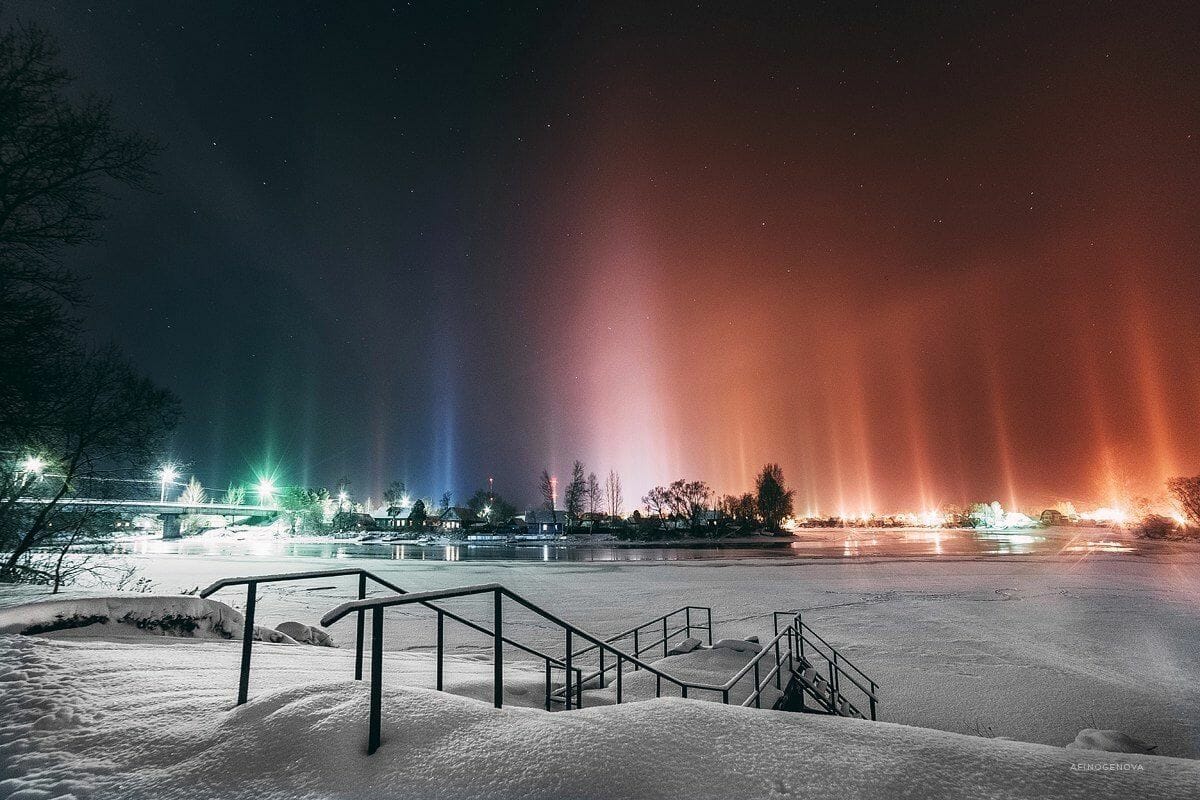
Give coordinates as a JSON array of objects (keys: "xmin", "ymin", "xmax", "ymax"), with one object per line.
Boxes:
[
  {"xmin": 550, "ymin": 605, "xmax": 713, "ymax": 702},
  {"xmin": 204, "ymin": 571, "xmax": 882, "ymax": 754},
  {"xmin": 321, "ymin": 583, "xmax": 694, "ymax": 753},
  {"xmin": 770, "ymin": 610, "xmax": 879, "ymax": 719},
  {"xmin": 200, "ymin": 568, "xmax": 577, "ymax": 706}
]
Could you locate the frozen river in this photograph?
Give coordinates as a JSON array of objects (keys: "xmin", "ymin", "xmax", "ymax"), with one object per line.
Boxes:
[{"xmin": 111, "ymin": 525, "xmax": 1144, "ymax": 562}]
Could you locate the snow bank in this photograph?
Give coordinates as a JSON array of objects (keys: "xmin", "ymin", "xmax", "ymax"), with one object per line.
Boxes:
[
  {"xmin": 2, "ymin": 630, "xmax": 1195, "ymax": 800},
  {"xmin": 0, "ymin": 595, "xmax": 297, "ymax": 642}
]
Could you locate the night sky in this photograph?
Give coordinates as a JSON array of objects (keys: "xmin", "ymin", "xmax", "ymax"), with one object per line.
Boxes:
[{"xmin": 17, "ymin": 1, "xmax": 1200, "ymax": 513}]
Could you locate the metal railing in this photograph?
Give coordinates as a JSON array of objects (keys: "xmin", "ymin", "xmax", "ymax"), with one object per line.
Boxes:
[
  {"xmin": 199, "ymin": 568, "xmax": 579, "ymax": 708},
  {"xmin": 550, "ymin": 605, "xmax": 712, "ymax": 704},
  {"xmin": 321, "ymin": 583, "xmax": 696, "ymax": 753},
  {"xmin": 771, "ymin": 611, "xmax": 878, "ymax": 720},
  {"xmin": 202, "ymin": 571, "xmax": 881, "ymax": 754}
]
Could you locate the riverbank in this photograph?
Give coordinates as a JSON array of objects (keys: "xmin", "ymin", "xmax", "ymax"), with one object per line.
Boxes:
[{"xmin": 5, "ymin": 535, "xmax": 1200, "ymax": 758}]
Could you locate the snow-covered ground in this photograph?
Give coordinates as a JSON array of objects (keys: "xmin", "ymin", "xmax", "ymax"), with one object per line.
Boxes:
[
  {"xmin": 2, "ymin": 632, "xmax": 1196, "ymax": 800},
  {"xmin": 2, "ymin": 529, "xmax": 1199, "ymax": 797}
]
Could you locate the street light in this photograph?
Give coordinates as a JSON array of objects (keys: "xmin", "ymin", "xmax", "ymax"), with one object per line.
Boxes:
[
  {"xmin": 18, "ymin": 455, "xmax": 46, "ymax": 479},
  {"xmin": 256, "ymin": 477, "xmax": 277, "ymax": 506},
  {"xmin": 338, "ymin": 490, "xmax": 348, "ymax": 512},
  {"xmin": 158, "ymin": 464, "xmax": 179, "ymax": 502}
]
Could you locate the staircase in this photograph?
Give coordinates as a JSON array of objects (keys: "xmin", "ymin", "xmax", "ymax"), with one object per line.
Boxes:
[
  {"xmin": 769, "ymin": 611, "xmax": 878, "ymax": 720},
  {"xmin": 201, "ymin": 568, "xmax": 879, "ymax": 754}
]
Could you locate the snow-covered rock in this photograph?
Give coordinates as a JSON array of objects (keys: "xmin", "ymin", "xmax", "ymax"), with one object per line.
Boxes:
[
  {"xmin": 1067, "ymin": 729, "xmax": 1157, "ymax": 754},
  {"xmin": 275, "ymin": 621, "xmax": 336, "ymax": 647}
]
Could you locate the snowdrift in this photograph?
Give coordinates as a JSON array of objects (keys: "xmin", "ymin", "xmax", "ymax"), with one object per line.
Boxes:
[
  {"xmin": 0, "ymin": 595, "xmax": 296, "ymax": 642},
  {"xmin": 1, "ymin": 633, "xmax": 1196, "ymax": 799},
  {"xmin": 96, "ymin": 682, "xmax": 1200, "ymax": 799}
]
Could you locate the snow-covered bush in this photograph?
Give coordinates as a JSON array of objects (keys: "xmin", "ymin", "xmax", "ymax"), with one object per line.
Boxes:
[
  {"xmin": 0, "ymin": 595, "xmax": 289, "ymax": 642},
  {"xmin": 1132, "ymin": 514, "xmax": 1183, "ymax": 539}
]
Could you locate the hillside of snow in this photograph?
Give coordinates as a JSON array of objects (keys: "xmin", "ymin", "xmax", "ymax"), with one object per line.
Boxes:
[{"xmin": 1, "ymin": 632, "xmax": 1195, "ymax": 800}]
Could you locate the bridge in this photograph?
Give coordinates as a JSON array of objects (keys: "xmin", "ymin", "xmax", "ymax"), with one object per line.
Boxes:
[{"xmin": 14, "ymin": 498, "xmax": 280, "ymax": 539}]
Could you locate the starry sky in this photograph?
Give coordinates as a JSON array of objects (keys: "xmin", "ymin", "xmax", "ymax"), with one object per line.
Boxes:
[{"xmin": 17, "ymin": 1, "xmax": 1200, "ymax": 512}]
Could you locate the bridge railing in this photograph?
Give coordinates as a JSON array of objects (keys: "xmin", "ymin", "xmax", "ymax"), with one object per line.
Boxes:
[{"xmin": 199, "ymin": 568, "xmax": 580, "ymax": 708}]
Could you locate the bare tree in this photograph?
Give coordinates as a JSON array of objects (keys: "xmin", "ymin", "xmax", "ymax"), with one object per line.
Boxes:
[
  {"xmin": 1, "ymin": 347, "xmax": 180, "ymax": 581},
  {"xmin": 665, "ymin": 479, "xmax": 713, "ymax": 532},
  {"xmin": 0, "ymin": 15, "xmax": 173, "ymax": 585},
  {"xmin": 1167, "ymin": 476, "xmax": 1200, "ymax": 526},
  {"xmin": 585, "ymin": 472, "xmax": 602, "ymax": 517},
  {"xmin": 605, "ymin": 469, "xmax": 623, "ymax": 520},
  {"xmin": 0, "ymin": 17, "xmax": 158, "ymax": 449},
  {"xmin": 642, "ymin": 485, "xmax": 671, "ymax": 527}
]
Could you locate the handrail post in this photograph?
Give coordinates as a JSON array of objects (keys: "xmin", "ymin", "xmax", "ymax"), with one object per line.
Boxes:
[
  {"xmin": 436, "ymin": 610, "xmax": 444, "ymax": 691},
  {"xmin": 616, "ymin": 655, "xmax": 623, "ymax": 703},
  {"xmin": 565, "ymin": 630, "xmax": 573, "ymax": 710},
  {"xmin": 599, "ymin": 647, "xmax": 605, "ymax": 688},
  {"xmin": 237, "ymin": 581, "xmax": 257, "ymax": 705},
  {"xmin": 685, "ymin": 607, "xmax": 691, "ymax": 639},
  {"xmin": 832, "ymin": 651, "xmax": 840, "ymax": 706},
  {"xmin": 368, "ymin": 606, "xmax": 384, "ymax": 754},
  {"xmin": 870, "ymin": 682, "xmax": 877, "ymax": 721},
  {"xmin": 493, "ymin": 589, "xmax": 503, "ymax": 709},
  {"xmin": 354, "ymin": 572, "xmax": 367, "ymax": 680},
  {"xmin": 774, "ymin": 634, "xmax": 782, "ymax": 689},
  {"xmin": 633, "ymin": 629, "xmax": 640, "ymax": 670},
  {"xmin": 707, "ymin": 608, "xmax": 713, "ymax": 645},
  {"xmin": 754, "ymin": 660, "xmax": 761, "ymax": 708},
  {"xmin": 544, "ymin": 659, "xmax": 552, "ymax": 711},
  {"xmin": 663, "ymin": 617, "xmax": 668, "ymax": 657}
]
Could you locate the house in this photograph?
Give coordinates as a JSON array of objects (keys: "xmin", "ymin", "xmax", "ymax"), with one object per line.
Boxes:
[
  {"xmin": 370, "ymin": 505, "xmax": 422, "ymax": 529},
  {"xmin": 523, "ymin": 508, "xmax": 567, "ymax": 537},
  {"xmin": 1039, "ymin": 509, "xmax": 1069, "ymax": 527},
  {"xmin": 436, "ymin": 507, "xmax": 478, "ymax": 530}
]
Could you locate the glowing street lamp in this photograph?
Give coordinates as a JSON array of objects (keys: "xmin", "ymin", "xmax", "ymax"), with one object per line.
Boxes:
[
  {"xmin": 158, "ymin": 464, "xmax": 179, "ymax": 502},
  {"xmin": 256, "ymin": 477, "xmax": 277, "ymax": 506},
  {"xmin": 18, "ymin": 454, "xmax": 46, "ymax": 479}
]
